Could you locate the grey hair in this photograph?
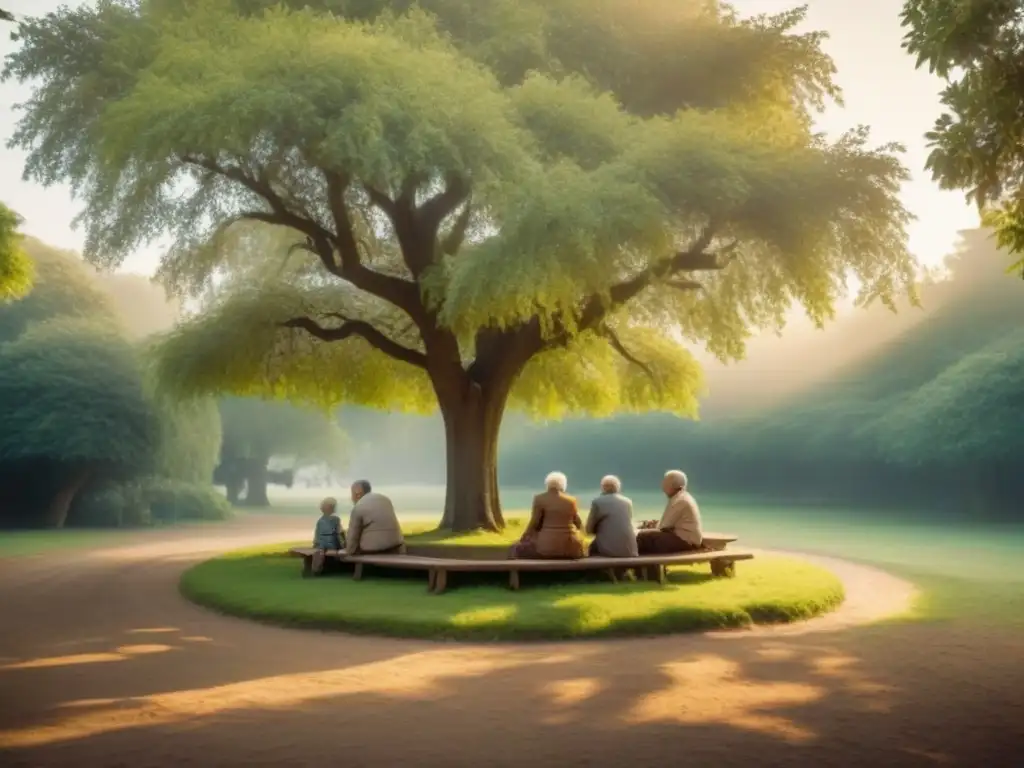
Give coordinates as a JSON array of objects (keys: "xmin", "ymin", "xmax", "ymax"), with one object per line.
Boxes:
[
  {"xmin": 600, "ymin": 475, "xmax": 621, "ymax": 492},
  {"xmin": 544, "ymin": 471, "xmax": 568, "ymax": 492},
  {"xmin": 352, "ymin": 479, "xmax": 372, "ymax": 494},
  {"xmin": 664, "ymin": 470, "xmax": 688, "ymax": 492}
]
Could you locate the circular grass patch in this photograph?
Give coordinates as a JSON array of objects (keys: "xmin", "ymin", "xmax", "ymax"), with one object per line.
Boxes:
[{"xmin": 180, "ymin": 541, "xmax": 845, "ymax": 641}]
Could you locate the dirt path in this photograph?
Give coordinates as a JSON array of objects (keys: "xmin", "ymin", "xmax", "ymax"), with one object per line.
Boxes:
[{"xmin": 0, "ymin": 516, "xmax": 1020, "ymax": 767}]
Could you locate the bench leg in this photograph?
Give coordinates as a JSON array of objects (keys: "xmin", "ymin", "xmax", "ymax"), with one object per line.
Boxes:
[
  {"xmin": 427, "ymin": 568, "xmax": 437, "ymax": 592},
  {"xmin": 433, "ymin": 569, "xmax": 448, "ymax": 594},
  {"xmin": 606, "ymin": 568, "xmax": 618, "ymax": 584},
  {"xmin": 509, "ymin": 570, "xmax": 520, "ymax": 591},
  {"xmin": 353, "ymin": 562, "xmax": 364, "ymax": 581},
  {"xmin": 301, "ymin": 556, "xmax": 312, "ymax": 578},
  {"xmin": 711, "ymin": 560, "xmax": 736, "ymax": 579},
  {"xmin": 657, "ymin": 565, "xmax": 667, "ymax": 585}
]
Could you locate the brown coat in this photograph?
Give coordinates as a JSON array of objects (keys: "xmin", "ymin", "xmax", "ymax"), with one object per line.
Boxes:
[
  {"xmin": 346, "ymin": 492, "xmax": 404, "ymax": 554},
  {"xmin": 524, "ymin": 490, "xmax": 585, "ymax": 559}
]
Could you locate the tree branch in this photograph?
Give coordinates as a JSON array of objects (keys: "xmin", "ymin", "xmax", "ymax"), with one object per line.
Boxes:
[
  {"xmin": 440, "ymin": 199, "xmax": 473, "ymax": 256},
  {"xmin": 281, "ymin": 315, "xmax": 428, "ymax": 369},
  {"xmin": 600, "ymin": 325, "xmax": 657, "ymax": 383},
  {"xmin": 180, "ymin": 155, "xmax": 423, "ymax": 317},
  {"xmin": 574, "ymin": 226, "xmax": 722, "ymax": 333},
  {"xmin": 420, "ymin": 173, "xmax": 470, "ymax": 243},
  {"xmin": 365, "ymin": 173, "xmax": 470, "ymax": 276},
  {"xmin": 664, "ymin": 279, "xmax": 704, "ymax": 292}
]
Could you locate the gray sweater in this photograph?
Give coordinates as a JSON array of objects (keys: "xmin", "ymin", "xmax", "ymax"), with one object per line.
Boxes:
[{"xmin": 585, "ymin": 492, "xmax": 639, "ymax": 557}]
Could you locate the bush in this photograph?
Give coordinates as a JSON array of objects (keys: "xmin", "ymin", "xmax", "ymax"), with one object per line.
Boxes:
[
  {"xmin": 70, "ymin": 478, "xmax": 232, "ymax": 528},
  {"xmin": 71, "ymin": 482, "xmax": 151, "ymax": 528},
  {"xmin": 145, "ymin": 478, "xmax": 233, "ymax": 523}
]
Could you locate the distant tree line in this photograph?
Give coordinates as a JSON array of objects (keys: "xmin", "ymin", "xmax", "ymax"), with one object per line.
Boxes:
[{"xmin": 500, "ymin": 229, "xmax": 1024, "ymax": 521}]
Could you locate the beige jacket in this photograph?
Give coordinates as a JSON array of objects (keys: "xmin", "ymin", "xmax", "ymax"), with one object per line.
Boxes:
[
  {"xmin": 525, "ymin": 490, "xmax": 585, "ymax": 559},
  {"xmin": 658, "ymin": 490, "xmax": 703, "ymax": 547},
  {"xmin": 346, "ymin": 492, "xmax": 404, "ymax": 554}
]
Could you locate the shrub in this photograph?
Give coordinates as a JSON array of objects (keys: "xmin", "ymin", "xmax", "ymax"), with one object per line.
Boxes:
[
  {"xmin": 71, "ymin": 482, "xmax": 151, "ymax": 528},
  {"xmin": 145, "ymin": 478, "xmax": 233, "ymax": 523}
]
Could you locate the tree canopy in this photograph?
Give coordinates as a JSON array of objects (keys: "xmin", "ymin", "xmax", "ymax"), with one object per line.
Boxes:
[
  {"xmin": 0, "ymin": 237, "xmax": 118, "ymax": 343},
  {"xmin": 0, "ymin": 202, "xmax": 33, "ymax": 301},
  {"xmin": 0, "ymin": 319, "xmax": 161, "ymax": 526},
  {"xmin": 219, "ymin": 397, "xmax": 348, "ymax": 468},
  {"xmin": 5, "ymin": 0, "xmax": 918, "ymax": 529},
  {"xmin": 901, "ymin": 0, "xmax": 1024, "ymax": 272}
]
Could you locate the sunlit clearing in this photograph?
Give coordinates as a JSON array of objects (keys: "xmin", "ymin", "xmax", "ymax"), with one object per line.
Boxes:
[{"xmin": 625, "ymin": 655, "xmax": 822, "ymax": 744}]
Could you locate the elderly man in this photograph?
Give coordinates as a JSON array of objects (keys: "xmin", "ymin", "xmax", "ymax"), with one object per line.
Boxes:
[
  {"xmin": 344, "ymin": 480, "xmax": 406, "ymax": 556},
  {"xmin": 636, "ymin": 470, "xmax": 704, "ymax": 555},
  {"xmin": 585, "ymin": 475, "xmax": 639, "ymax": 557}
]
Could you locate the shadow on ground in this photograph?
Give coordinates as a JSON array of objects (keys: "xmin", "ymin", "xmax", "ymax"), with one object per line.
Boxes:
[{"xmin": 0, "ymin": 518, "xmax": 1020, "ymax": 767}]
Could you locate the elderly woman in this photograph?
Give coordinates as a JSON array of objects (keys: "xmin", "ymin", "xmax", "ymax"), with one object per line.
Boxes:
[{"xmin": 511, "ymin": 471, "xmax": 585, "ymax": 559}]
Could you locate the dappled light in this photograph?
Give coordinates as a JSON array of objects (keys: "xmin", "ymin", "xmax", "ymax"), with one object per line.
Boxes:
[
  {"xmin": 625, "ymin": 655, "xmax": 823, "ymax": 744},
  {"xmin": 1, "ymin": 644, "xmax": 174, "ymax": 672},
  {"xmin": 0, "ymin": 648, "xmax": 576, "ymax": 749}
]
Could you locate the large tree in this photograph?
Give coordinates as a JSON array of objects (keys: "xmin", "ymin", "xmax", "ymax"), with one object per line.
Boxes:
[
  {"xmin": 901, "ymin": 0, "xmax": 1024, "ymax": 271},
  {"xmin": 217, "ymin": 397, "xmax": 348, "ymax": 506},
  {"xmin": 5, "ymin": 1, "xmax": 917, "ymax": 530}
]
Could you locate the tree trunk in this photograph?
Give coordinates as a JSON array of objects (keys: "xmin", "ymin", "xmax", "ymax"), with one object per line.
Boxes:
[
  {"xmin": 240, "ymin": 457, "xmax": 271, "ymax": 507},
  {"xmin": 438, "ymin": 380, "xmax": 510, "ymax": 532},
  {"xmin": 45, "ymin": 467, "xmax": 91, "ymax": 529}
]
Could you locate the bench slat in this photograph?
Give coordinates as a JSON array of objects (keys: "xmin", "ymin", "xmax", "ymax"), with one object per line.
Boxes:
[{"xmin": 289, "ymin": 547, "xmax": 753, "ymax": 572}]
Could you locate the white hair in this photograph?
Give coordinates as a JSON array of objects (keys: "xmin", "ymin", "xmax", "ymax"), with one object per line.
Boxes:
[
  {"xmin": 600, "ymin": 475, "xmax": 621, "ymax": 493},
  {"xmin": 544, "ymin": 471, "xmax": 568, "ymax": 492},
  {"xmin": 664, "ymin": 470, "xmax": 688, "ymax": 492}
]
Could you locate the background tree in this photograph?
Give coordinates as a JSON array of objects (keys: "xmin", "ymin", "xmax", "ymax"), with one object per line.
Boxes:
[
  {"xmin": 0, "ymin": 320, "xmax": 160, "ymax": 528},
  {"xmin": 0, "ymin": 238, "xmax": 117, "ymax": 343},
  {"xmin": 216, "ymin": 397, "xmax": 348, "ymax": 506},
  {"xmin": 0, "ymin": 202, "xmax": 32, "ymax": 301},
  {"xmin": 501, "ymin": 227, "xmax": 1024, "ymax": 517},
  {"xmin": 6, "ymin": 1, "xmax": 917, "ymax": 530},
  {"xmin": 901, "ymin": 0, "xmax": 1024, "ymax": 273}
]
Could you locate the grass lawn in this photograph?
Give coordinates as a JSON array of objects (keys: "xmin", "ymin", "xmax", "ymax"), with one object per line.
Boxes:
[
  {"xmin": 0, "ymin": 529, "xmax": 133, "ymax": 557},
  {"xmin": 180, "ymin": 522, "xmax": 845, "ymax": 641}
]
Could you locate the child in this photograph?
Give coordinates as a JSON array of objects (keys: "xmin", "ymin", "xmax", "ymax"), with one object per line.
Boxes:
[{"xmin": 311, "ymin": 497, "xmax": 346, "ymax": 575}]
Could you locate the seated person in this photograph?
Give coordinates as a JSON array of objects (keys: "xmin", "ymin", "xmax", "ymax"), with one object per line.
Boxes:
[
  {"xmin": 513, "ymin": 472, "xmax": 585, "ymax": 559},
  {"xmin": 636, "ymin": 470, "xmax": 704, "ymax": 555},
  {"xmin": 585, "ymin": 475, "xmax": 639, "ymax": 557},
  {"xmin": 311, "ymin": 497, "xmax": 345, "ymax": 575},
  {"xmin": 344, "ymin": 480, "xmax": 406, "ymax": 555}
]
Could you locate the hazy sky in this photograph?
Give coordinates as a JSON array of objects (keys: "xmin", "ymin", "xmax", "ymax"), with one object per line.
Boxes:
[{"xmin": 0, "ymin": 0, "xmax": 979, "ymax": 275}]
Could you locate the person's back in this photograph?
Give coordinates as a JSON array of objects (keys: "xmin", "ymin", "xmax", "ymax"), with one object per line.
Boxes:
[
  {"xmin": 347, "ymin": 490, "xmax": 404, "ymax": 555},
  {"xmin": 528, "ymin": 488, "xmax": 585, "ymax": 559},
  {"xmin": 660, "ymin": 489, "xmax": 703, "ymax": 547},
  {"xmin": 313, "ymin": 513, "xmax": 344, "ymax": 551},
  {"xmin": 587, "ymin": 491, "xmax": 638, "ymax": 557},
  {"xmin": 310, "ymin": 497, "xmax": 345, "ymax": 575}
]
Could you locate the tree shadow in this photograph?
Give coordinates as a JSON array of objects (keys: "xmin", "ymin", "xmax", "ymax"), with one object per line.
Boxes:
[{"xmin": 1, "ymin": 619, "xmax": 1021, "ymax": 766}]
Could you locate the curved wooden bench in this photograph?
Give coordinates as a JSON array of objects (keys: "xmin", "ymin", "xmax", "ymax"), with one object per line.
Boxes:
[{"xmin": 290, "ymin": 546, "xmax": 753, "ymax": 593}]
